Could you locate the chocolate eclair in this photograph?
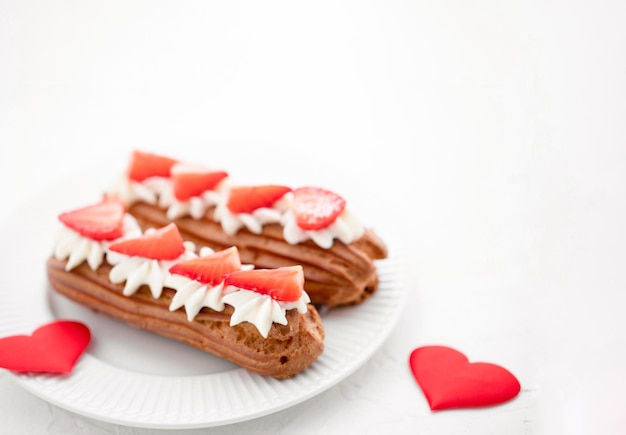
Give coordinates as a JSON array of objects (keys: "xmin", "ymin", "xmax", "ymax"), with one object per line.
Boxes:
[
  {"xmin": 109, "ymin": 151, "xmax": 388, "ymax": 308},
  {"xmin": 48, "ymin": 198, "xmax": 324, "ymax": 379}
]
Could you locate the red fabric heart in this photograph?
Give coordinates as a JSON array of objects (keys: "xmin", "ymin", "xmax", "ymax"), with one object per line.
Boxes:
[
  {"xmin": 0, "ymin": 320, "xmax": 91, "ymax": 374},
  {"xmin": 409, "ymin": 345, "xmax": 520, "ymax": 411}
]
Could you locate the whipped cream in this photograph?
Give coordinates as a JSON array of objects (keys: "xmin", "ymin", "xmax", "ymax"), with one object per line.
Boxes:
[
  {"xmin": 166, "ymin": 275, "xmax": 231, "ymax": 320},
  {"xmin": 166, "ymin": 244, "xmax": 310, "ymax": 338},
  {"xmin": 53, "ymin": 214, "xmax": 142, "ymax": 271},
  {"xmin": 163, "ymin": 184, "xmax": 228, "ymax": 220},
  {"xmin": 213, "ymin": 193, "xmax": 292, "ymax": 235},
  {"xmin": 281, "ymin": 208, "xmax": 365, "ymax": 249},
  {"xmin": 108, "ymin": 175, "xmax": 172, "ymax": 206},
  {"xmin": 106, "ymin": 239, "xmax": 197, "ymax": 299},
  {"xmin": 164, "ymin": 247, "xmax": 253, "ymax": 320},
  {"xmin": 222, "ymin": 289, "xmax": 310, "ymax": 338}
]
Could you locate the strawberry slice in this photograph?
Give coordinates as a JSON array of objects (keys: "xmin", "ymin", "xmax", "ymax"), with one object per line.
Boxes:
[
  {"xmin": 108, "ymin": 223, "xmax": 185, "ymax": 260},
  {"xmin": 292, "ymin": 186, "xmax": 347, "ymax": 230},
  {"xmin": 226, "ymin": 185, "xmax": 292, "ymax": 214},
  {"xmin": 127, "ymin": 150, "xmax": 178, "ymax": 182},
  {"xmin": 169, "ymin": 246, "xmax": 241, "ymax": 285},
  {"xmin": 58, "ymin": 196, "xmax": 125, "ymax": 241},
  {"xmin": 171, "ymin": 163, "xmax": 228, "ymax": 201},
  {"xmin": 224, "ymin": 265, "xmax": 304, "ymax": 302}
]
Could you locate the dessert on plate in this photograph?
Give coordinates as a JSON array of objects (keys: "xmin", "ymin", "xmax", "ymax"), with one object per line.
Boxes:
[
  {"xmin": 108, "ymin": 150, "xmax": 388, "ymax": 308},
  {"xmin": 47, "ymin": 197, "xmax": 324, "ymax": 379}
]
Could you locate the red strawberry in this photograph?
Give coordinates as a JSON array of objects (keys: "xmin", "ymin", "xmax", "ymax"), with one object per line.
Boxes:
[
  {"xmin": 292, "ymin": 187, "xmax": 346, "ymax": 230},
  {"xmin": 169, "ymin": 246, "xmax": 241, "ymax": 285},
  {"xmin": 171, "ymin": 163, "xmax": 228, "ymax": 201},
  {"xmin": 127, "ymin": 150, "xmax": 178, "ymax": 182},
  {"xmin": 58, "ymin": 196, "xmax": 125, "ymax": 241},
  {"xmin": 226, "ymin": 185, "xmax": 292, "ymax": 214},
  {"xmin": 224, "ymin": 265, "xmax": 304, "ymax": 302},
  {"xmin": 108, "ymin": 223, "xmax": 185, "ymax": 260}
]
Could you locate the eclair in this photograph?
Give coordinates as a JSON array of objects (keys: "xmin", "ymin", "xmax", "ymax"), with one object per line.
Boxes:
[
  {"xmin": 48, "ymin": 197, "xmax": 324, "ymax": 379},
  {"xmin": 108, "ymin": 150, "xmax": 388, "ymax": 308}
]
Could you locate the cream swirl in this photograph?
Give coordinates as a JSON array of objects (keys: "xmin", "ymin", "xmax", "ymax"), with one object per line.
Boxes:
[
  {"xmin": 281, "ymin": 208, "xmax": 365, "ymax": 249},
  {"xmin": 53, "ymin": 214, "xmax": 141, "ymax": 271},
  {"xmin": 166, "ymin": 275, "xmax": 230, "ymax": 320},
  {"xmin": 108, "ymin": 175, "xmax": 172, "ymax": 206},
  {"xmin": 213, "ymin": 194, "xmax": 292, "ymax": 235},
  {"xmin": 163, "ymin": 185, "xmax": 227, "ymax": 220},
  {"xmin": 222, "ymin": 289, "xmax": 310, "ymax": 338},
  {"xmin": 106, "ymin": 239, "xmax": 197, "ymax": 298},
  {"xmin": 164, "ymin": 247, "xmax": 254, "ymax": 320}
]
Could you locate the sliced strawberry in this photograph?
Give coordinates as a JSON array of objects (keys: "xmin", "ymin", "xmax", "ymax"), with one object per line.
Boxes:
[
  {"xmin": 171, "ymin": 163, "xmax": 228, "ymax": 201},
  {"xmin": 127, "ymin": 150, "xmax": 178, "ymax": 182},
  {"xmin": 224, "ymin": 265, "xmax": 304, "ymax": 302},
  {"xmin": 108, "ymin": 223, "xmax": 185, "ymax": 260},
  {"xmin": 292, "ymin": 186, "xmax": 347, "ymax": 230},
  {"xmin": 169, "ymin": 246, "xmax": 241, "ymax": 285},
  {"xmin": 226, "ymin": 185, "xmax": 292, "ymax": 214},
  {"xmin": 58, "ymin": 196, "xmax": 125, "ymax": 241}
]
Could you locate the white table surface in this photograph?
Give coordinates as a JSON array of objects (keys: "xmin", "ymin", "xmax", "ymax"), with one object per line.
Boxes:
[{"xmin": 1, "ymin": 1, "xmax": 625, "ymax": 434}]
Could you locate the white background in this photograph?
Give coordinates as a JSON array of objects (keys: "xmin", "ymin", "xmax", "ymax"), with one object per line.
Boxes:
[{"xmin": 1, "ymin": 1, "xmax": 626, "ymax": 434}]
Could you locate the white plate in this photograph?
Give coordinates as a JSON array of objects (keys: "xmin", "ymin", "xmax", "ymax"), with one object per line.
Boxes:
[{"xmin": 0, "ymin": 163, "xmax": 408, "ymax": 429}]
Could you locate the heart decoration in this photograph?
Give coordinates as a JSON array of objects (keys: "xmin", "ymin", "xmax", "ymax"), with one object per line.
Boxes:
[
  {"xmin": 0, "ymin": 320, "xmax": 91, "ymax": 374},
  {"xmin": 409, "ymin": 345, "xmax": 520, "ymax": 411}
]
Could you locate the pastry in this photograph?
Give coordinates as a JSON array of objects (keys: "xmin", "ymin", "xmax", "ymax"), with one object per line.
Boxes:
[
  {"xmin": 48, "ymin": 197, "xmax": 324, "ymax": 379},
  {"xmin": 108, "ymin": 150, "xmax": 388, "ymax": 308}
]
